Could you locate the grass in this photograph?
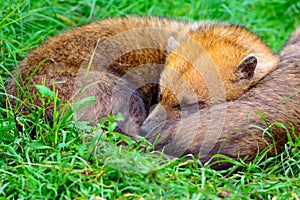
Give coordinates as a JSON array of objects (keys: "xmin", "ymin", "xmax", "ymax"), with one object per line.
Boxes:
[{"xmin": 1, "ymin": 0, "xmax": 300, "ymax": 199}]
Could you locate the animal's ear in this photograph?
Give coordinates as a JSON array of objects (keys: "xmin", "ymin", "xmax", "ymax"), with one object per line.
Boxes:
[
  {"xmin": 167, "ymin": 36, "xmax": 180, "ymax": 52},
  {"xmin": 235, "ymin": 54, "xmax": 258, "ymax": 80}
]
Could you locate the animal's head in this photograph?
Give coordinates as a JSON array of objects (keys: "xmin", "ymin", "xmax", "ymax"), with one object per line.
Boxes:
[
  {"xmin": 141, "ymin": 23, "xmax": 279, "ymax": 135},
  {"xmin": 159, "ymin": 23, "xmax": 279, "ymax": 110}
]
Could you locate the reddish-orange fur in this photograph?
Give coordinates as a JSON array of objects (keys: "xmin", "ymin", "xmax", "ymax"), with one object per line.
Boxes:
[{"xmin": 160, "ymin": 23, "xmax": 279, "ymax": 110}]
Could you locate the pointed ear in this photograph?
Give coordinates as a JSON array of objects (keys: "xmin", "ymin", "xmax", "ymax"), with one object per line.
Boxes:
[
  {"xmin": 167, "ymin": 36, "xmax": 180, "ymax": 52},
  {"xmin": 235, "ymin": 54, "xmax": 258, "ymax": 80}
]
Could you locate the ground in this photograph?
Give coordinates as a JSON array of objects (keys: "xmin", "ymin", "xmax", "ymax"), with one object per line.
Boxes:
[{"xmin": 0, "ymin": 0, "xmax": 299, "ymax": 199}]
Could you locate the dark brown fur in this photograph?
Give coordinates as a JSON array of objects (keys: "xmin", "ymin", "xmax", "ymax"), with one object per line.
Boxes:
[{"xmin": 141, "ymin": 27, "xmax": 300, "ymax": 170}]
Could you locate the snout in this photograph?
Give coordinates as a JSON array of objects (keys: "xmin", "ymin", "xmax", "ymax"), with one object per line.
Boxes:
[{"xmin": 140, "ymin": 103, "xmax": 167, "ymax": 136}]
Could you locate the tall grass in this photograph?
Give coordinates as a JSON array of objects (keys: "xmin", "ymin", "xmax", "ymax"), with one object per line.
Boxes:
[{"xmin": 0, "ymin": 0, "xmax": 300, "ymax": 199}]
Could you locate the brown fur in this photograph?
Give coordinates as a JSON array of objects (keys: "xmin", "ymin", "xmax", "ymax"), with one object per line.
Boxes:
[
  {"xmin": 6, "ymin": 16, "xmax": 277, "ymax": 135},
  {"xmin": 141, "ymin": 27, "xmax": 300, "ymax": 169},
  {"xmin": 6, "ymin": 16, "xmax": 188, "ymax": 133},
  {"xmin": 6, "ymin": 17, "xmax": 175, "ymax": 110},
  {"xmin": 73, "ymin": 71, "xmax": 148, "ymax": 136}
]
